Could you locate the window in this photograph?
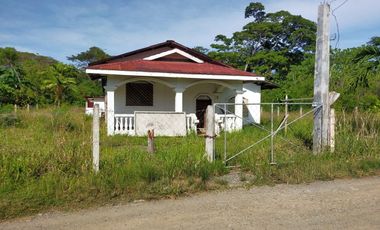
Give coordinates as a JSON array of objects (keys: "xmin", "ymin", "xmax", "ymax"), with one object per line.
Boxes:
[{"xmin": 126, "ymin": 82, "xmax": 153, "ymax": 106}]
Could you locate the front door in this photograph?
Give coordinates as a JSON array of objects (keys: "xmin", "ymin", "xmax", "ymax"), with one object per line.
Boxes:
[{"xmin": 196, "ymin": 96, "xmax": 212, "ymax": 129}]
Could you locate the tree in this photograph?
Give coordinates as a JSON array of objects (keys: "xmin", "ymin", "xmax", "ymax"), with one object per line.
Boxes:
[
  {"xmin": 0, "ymin": 48, "xmax": 36, "ymax": 105},
  {"xmin": 43, "ymin": 63, "xmax": 78, "ymax": 106},
  {"xmin": 352, "ymin": 36, "xmax": 380, "ymax": 88},
  {"xmin": 192, "ymin": 46, "xmax": 209, "ymax": 55},
  {"xmin": 67, "ymin": 47, "xmax": 110, "ymax": 68},
  {"xmin": 209, "ymin": 2, "xmax": 316, "ymax": 81},
  {"xmin": 0, "ymin": 47, "xmax": 18, "ymax": 67}
]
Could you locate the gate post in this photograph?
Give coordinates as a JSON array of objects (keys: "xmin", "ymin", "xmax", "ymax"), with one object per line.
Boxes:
[{"xmin": 205, "ymin": 105, "xmax": 215, "ymax": 162}]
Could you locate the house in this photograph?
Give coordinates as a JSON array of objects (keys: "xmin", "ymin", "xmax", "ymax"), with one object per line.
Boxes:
[
  {"xmin": 86, "ymin": 40, "xmax": 275, "ymax": 136},
  {"xmin": 85, "ymin": 96, "xmax": 105, "ymax": 116}
]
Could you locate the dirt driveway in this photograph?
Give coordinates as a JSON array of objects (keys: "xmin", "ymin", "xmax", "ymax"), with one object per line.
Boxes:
[{"xmin": 2, "ymin": 176, "xmax": 380, "ymax": 229}]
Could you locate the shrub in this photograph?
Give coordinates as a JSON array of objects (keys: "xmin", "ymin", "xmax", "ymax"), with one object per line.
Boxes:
[{"xmin": 0, "ymin": 114, "xmax": 22, "ymax": 127}]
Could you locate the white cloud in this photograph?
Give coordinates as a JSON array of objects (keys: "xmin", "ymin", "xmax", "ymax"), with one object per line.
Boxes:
[{"xmin": 1, "ymin": 0, "xmax": 378, "ymax": 61}]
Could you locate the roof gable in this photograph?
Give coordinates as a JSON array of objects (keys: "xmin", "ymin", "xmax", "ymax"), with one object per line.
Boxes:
[
  {"xmin": 143, "ymin": 48, "xmax": 204, "ymax": 63},
  {"xmin": 89, "ymin": 40, "xmax": 227, "ymax": 67}
]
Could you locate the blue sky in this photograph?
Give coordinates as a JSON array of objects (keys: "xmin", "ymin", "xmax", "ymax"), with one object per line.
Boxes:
[{"xmin": 1, "ymin": 0, "xmax": 379, "ymax": 62}]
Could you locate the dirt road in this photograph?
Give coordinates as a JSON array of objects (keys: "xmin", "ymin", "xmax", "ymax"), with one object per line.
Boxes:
[{"xmin": 2, "ymin": 176, "xmax": 380, "ymax": 229}]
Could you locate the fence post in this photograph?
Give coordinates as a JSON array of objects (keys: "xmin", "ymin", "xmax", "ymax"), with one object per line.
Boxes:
[
  {"xmin": 92, "ymin": 104, "xmax": 100, "ymax": 173},
  {"xmin": 354, "ymin": 106, "xmax": 359, "ymax": 125},
  {"xmin": 270, "ymin": 103, "xmax": 275, "ymax": 164},
  {"xmin": 205, "ymin": 105, "xmax": 215, "ymax": 162},
  {"xmin": 27, "ymin": 104, "xmax": 30, "ymax": 112},
  {"xmin": 284, "ymin": 95, "xmax": 288, "ymax": 134},
  {"xmin": 329, "ymin": 108, "xmax": 335, "ymax": 152},
  {"xmin": 299, "ymin": 106, "xmax": 303, "ymax": 117},
  {"xmin": 147, "ymin": 129, "xmax": 155, "ymax": 153},
  {"xmin": 14, "ymin": 104, "xmax": 17, "ymax": 113}
]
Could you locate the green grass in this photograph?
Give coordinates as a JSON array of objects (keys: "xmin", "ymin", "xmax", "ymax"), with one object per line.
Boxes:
[
  {"xmin": 0, "ymin": 106, "xmax": 379, "ymax": 220},
  {"xmin": 215, "ymin": 109, "xmax": 380, "ymax": 185}
]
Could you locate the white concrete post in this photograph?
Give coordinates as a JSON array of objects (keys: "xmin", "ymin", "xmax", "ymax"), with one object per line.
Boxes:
[
  {"xmin": 174, "ymin": 88, "xmax": 184, "ymax": 112},
  {"xmin": 106, "ymin": 89, "xmax": 115, "ymax": 136},
  {"xmin": 285, "ymin": 94, "xmax": 288, "ymax": 134},
  {"xmin": 329, "ymin": 108, "xmax": 335, "ymax": 153},
  {"xmin": 93, "ymin": 104, "xmax": 100, "ymax": 173},
  {"xmin": 205, "ymin": 105, "xmax": 215, "ymax": 162},
  {"xmin": 234, "ymin": 90, "xmax": 244, "ymax": 130}
]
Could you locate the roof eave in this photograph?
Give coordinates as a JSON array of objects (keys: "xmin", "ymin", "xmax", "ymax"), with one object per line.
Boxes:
[{"xmin": 86, "ymin": 69, "xmax": 265, "ymax": 81}]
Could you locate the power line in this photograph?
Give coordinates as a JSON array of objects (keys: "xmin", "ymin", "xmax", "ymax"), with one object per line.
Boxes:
[
  {"xmin": 332, "ymin": 0, "xmax": 349, "ymax": 12},
  {"xmin": 331, "ymin": 0, "xmax": 349, "ymax": 49}
]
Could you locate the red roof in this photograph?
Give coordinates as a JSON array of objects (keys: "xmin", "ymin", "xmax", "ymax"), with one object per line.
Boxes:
[{"xmin": 87, "ymin": 60, "xmax": 257, "ymax": 77}]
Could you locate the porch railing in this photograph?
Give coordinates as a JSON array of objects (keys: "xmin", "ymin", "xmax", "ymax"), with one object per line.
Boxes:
[
  {"xmin": 215, "ymin": 114, "xmax": 238, "ymax": 134},
  {"xmin": 114, "ymin": 114, "xmax": 135, "ymax": 135},
  {"xmin": 186, "ymin": 114, "xmax": 199, "ymax": 133},
  {"xmin": 112, "ymin": 113, "xmax": 238, "ymax": 136}
]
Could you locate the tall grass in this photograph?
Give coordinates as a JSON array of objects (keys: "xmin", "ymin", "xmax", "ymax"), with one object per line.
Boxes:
[
  {"xmin": 0, "ymin": 106, "xmax": 225, "ymax": 219},
  {"xmin": 0, "ymin": 106, "xmax": 379, "ymax": 220},
  {"xmin": 215, "ymin": 110, "xmax": 380, "ymax": 184}
]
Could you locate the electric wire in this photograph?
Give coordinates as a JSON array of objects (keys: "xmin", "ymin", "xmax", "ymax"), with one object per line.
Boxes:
[{"xmin": 331, "ymin": 0, "xmax": 349, "ymax": 49}]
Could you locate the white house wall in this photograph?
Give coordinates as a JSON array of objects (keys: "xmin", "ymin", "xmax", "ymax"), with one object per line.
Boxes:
[
  {"xmin": 107, "ymin": 75, "xmax": 244, "ymax": 115},
  {"xmin": 114, "ymin": 82, "xmax": 175, "ymax": 114},
  {"xmin": 243, "ymin": 83, "xmax": 261, "ymax": 123}
]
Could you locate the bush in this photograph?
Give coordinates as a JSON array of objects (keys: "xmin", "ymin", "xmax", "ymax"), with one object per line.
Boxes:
[
  {"xmin": 0, "ymin": 114, "xmax": 22, "ymax": 127},
  {"xmin": 0, "ymin": 104, "xmax": 14, "ymax": 113}
]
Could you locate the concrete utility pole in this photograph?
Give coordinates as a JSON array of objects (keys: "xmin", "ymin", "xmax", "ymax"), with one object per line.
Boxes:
[{"xmin": 313, "ymin": 3, "xmax": 330, "ymax": 154}]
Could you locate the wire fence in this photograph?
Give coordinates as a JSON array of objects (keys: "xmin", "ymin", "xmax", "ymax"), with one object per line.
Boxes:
[{"xmin": 213, "ymin": 101, "xmax": 321, "ymax": 166}]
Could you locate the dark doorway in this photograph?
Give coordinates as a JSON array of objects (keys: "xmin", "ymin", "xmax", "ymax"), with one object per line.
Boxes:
[{"xmin": 196, "ymin": 95, "xmax": 212, "ymax": 129}]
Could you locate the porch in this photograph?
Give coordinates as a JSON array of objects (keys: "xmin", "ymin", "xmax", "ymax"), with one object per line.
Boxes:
[{"xmin": 104, "ymin": 76, "xmax": 260, "ymax": 136}]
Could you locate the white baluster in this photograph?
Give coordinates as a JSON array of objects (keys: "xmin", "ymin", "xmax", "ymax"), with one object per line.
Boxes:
[
  {"xmin": 122, "ymin": 117, "xmax": 125, "ymax": 131},
  {"xmin": 129, "ymin": 116, "xmax": 133, "ymax": 132},
  {"xmin": 115, "ymin": 117, "xmax": 119, "ymax": 131}
]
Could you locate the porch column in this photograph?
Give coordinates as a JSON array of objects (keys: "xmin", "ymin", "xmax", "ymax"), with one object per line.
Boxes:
[
  {"xmin": 174, "ymin": 88, "xmax": 184, "ymax": 112},
  {"xmin": 106, "ymin": 88, "xmax": 115, "ymax": 135},
  {"xmin": 234, "ymin": 90, "xmax": 244, "ymax": 130}
]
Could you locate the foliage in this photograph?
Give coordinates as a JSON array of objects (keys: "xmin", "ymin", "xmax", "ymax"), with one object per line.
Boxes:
[
  {"xmin": 0, "ymin": 48, "xmax": 35, "ymax": 105},
  {"xmin": 208, "ymin": 2, "xmax": 316, "ymax": 81},
  {"xmin": 260, "ymin": 36, "xmax": 380, "ymax": 112},
  {"xmin": 0, "ymin": 47, "xmax": 103, "ymax": 106},
  {"xmin": 67, "ymin": 46, "xmax": 110, "ymax": 68},
  {"xmin": 192, "ymin": 46, "xmax": 209, "ymax": 55},
  {"xmin": 43, "ymin": 63, "xmax": 80, "ymax": 106},
  {"xmin": 352, "ymin": 36, "xmax": 380, "ymax": 88}
]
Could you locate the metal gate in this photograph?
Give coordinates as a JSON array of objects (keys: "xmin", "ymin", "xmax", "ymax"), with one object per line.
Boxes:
[{"xmin": 213, "ymin": 99, "xmax": 321, "ymax": 166}]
